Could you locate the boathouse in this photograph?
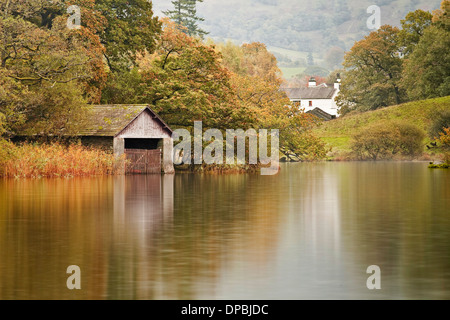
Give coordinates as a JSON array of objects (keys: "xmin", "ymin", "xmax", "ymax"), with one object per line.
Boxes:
[{"xmin": 78, "ymin": 105, "xmax": 174, "ymax": 174}]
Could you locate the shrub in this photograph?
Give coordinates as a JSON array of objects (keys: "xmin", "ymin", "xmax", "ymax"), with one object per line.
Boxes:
[
  {"xmin": 430, "ymin": 110, "xmax": 450, "ymax": 139},
  {"xmin": 351, "ymin": 121, "xmax": 425, "ymax": 160},
  {"xmin": 439, "ymin": 127, "xmax": 450, "ymax": 149},
  {"xmin": 396, "ymin": 121, "xmax": 426, "ymax": 156},
  {"xmin": 351, "ymin": 123, "xmax": 399, "ymax": 160}
]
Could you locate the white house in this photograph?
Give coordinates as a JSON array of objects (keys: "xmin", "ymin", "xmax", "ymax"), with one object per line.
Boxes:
[{"xmin": 283, "ymin": 77, "xmax": 341, "ymax": 120}]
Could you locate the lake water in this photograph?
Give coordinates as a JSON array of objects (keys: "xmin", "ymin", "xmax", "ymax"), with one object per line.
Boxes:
[{"xmin": 0, "ymin": 162, "xmax": 449, "ymax": 300}]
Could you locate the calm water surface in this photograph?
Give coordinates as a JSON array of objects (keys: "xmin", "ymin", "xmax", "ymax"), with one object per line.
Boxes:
[{"xmin": 0, "ymin": 162, "xmax": 449, "ymax": 300}]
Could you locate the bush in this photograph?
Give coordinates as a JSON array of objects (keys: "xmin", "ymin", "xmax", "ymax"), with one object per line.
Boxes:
[
  {"xmin": 439, "ymin": 127, "xmax": 450, "ymax": 149},
  {"xmin": 396, "ymin": 121, "xmax": 426, "ymax": 156},
  {"xmin": 351, "ymin": 121, "xmax": 425, "ymax": 160},
  {"xmin": 430, "ymin": 110, "xmax": 450, "ymax": 139}
]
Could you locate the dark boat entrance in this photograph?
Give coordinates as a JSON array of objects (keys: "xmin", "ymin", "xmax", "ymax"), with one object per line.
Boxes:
[{"xmin": 124, "ymin": 138, "xmax": 162, "ymax": 174}]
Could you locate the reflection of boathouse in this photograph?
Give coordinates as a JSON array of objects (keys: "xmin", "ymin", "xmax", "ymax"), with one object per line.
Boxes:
[
  {"xmin": 79, "ymin": 105, "xmax": 174, "ymax": 174},
  {"xmin": 111, "ymin": 174, "xmax": 174, "ymax": 299},
  {"xmin": 114, "ymin": 175, "xmax": 174, "ymax": 235}
]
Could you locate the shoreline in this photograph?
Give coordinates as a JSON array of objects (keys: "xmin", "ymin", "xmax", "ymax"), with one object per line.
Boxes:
[{"xmin": 3, "ymin": 159, "xmax": 448, "ymax": 180}]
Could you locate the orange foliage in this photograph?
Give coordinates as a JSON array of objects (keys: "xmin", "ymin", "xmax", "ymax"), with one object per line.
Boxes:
[
  {"xmin": 65, "ymin": 0, "xmax": 108, "ymax": 103},
  {"xmin": 0, "ymin": 142, "xmax": 120, "ymax": 178},
  {"xmin": 439, "ymin": 127, "xmax": 450, "ymax": 147}
]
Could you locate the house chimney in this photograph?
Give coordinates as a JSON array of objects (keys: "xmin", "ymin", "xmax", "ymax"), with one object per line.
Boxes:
[
  {"xmin": 308, "ymin": 77, "xmax": 316, "ymax": 87},
  {"xmin": 334, "ymin": 74, "xmax": 341, "ymax": 90}
]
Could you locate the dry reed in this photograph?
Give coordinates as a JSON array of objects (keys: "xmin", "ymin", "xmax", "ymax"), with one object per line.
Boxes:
[{"xmin": 0, "ymin": 141, "xmax": 120, "ymax": 178}]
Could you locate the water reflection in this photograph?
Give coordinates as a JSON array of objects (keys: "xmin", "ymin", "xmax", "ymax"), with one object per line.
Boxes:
[
  {"xmin": 0, "ymin": 175, "xmax": 176, "ymax": 299},
  {"xmin": 109, "ymin": 175, "xmax": 174, "ymax": 299},
  {"xmin": 0, "ymin": 163, "xmax": 449, "ymax": 299}
]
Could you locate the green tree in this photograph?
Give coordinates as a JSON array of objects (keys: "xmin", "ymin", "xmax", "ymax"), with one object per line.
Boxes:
[
  {"xmin": 398, "ymin": 9, "xmax": 433, "ymax": 56},
  {"xmin": 95, "ymin": 0, "xmax": 162, "ymax": 104},
  {"xmin": 100, "ymin": 68, "xmax": 144, "ymax": 104},
  {"xmin": 95, "ymin": 0, "xmax": 162, "ymax": 72},
  {"xmin": 163, "ymin": 0, "xmax": 208, "ymax": 39},
  {"xmin": 337, "ymin": 25, "xmax": 405, "ymax": 114},
  {"xmin": 402, "ymin": 1, "xmax": 450, "ymax": 100}
]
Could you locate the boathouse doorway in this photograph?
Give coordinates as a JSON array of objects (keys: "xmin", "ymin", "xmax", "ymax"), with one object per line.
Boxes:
[{"xmin": 124, "ymin": 138, "xmax": 162, "ymax": 174}]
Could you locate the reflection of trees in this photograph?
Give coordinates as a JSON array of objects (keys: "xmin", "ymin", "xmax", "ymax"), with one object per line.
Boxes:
[
  {"xmin": 0, "ymin": 178, "xmax": 114, "ymax": 299},
  {"xmin": 337, "ymin": 162, "xmax": 450, "ymax": 299},
  {"xmin": 115, "ymin": 174, "xmax": 283, "ymax": 300},
  {"xmin": 0, "ymin": 173, "xmax": 284, "ymax": 300}
]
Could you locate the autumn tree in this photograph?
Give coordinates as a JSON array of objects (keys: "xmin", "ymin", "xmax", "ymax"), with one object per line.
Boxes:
[
  {"xmin": 137, "ymin": 20, "xmax": 246, "ymax": 130},
  {"xmin": 217, "ymin": 41, "xmax": 288, "ymax": 130},
  {"xmin": 217, "ymin": 41, "xmax": 281, "ymax": 79},
  {"xmin": 0, "ymin": 0, "xmax": 106, "ymax": 135},
  {"xmin": 337, "ymin": 25, "xmax": 405, "ymax": 114},
  {"xmin": 216, "ymin": 40, "xmax": 327, "ymax": 160},
  {"xmin": 137, "ymin": 26, "xmax": 326, "ymax": 160}
]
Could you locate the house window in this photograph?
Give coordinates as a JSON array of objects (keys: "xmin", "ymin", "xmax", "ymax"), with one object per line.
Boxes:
[{"xmin": 309, "ymin": 101, "xmax": 313, "ymax": 107}]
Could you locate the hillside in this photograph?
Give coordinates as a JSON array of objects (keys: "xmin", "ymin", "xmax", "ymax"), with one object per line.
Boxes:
[
  {"xmin": 152, "ymin": 0, "xmax": 443, "ymax": 78},
  {"xmin": 312, "ymin": 96, "xmax": 450, "ymax": 159}
]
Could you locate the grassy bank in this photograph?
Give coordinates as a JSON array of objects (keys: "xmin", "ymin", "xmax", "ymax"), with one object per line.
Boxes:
[
  {"xmin": 313, "ymin": 96, "xmax": 450, "ymax": 160},
  {"xmin": 0, "ymin": 141, "xmax": 120, "ymax": 178}
]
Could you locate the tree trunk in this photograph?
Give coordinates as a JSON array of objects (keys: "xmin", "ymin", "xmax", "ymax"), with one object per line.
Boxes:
[{"xmin": 394, "ymin": 85, "xmax": 401, "ymax": 105}]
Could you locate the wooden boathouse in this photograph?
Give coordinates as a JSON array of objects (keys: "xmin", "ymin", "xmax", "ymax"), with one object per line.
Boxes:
[{"xmin": 78, "ymin": 105, "xmax": 175, "ymax": 174}]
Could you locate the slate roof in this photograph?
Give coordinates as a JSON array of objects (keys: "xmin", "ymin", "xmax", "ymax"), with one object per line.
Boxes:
[
  {"xmin": 78, "ymin": 105, "xmax": 172, "ymax": 137},
  {"xmin": 283, "ymin": 87, "xmax": 337, "ymax": 100},
  {"xmin": 306, "ymin": 107, "xmax": 335, "ymax": 121}
]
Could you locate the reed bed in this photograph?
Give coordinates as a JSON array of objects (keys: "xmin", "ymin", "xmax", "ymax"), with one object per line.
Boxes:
[{"xmin": 0, "ymin": 140, "xmax": 120, "ymax": 178}]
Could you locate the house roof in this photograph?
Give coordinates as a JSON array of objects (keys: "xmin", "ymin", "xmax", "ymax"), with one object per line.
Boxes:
[
  {"xmin": 306, "ymin": 107, "xmax": 335, "ymax": 121},
  {"xmin": 283, "ymin": 87, "xmax": 337, "ymax": 100},
  {"xmin": 78, "ymin": 105, "xmax": 172, "ymax": 137}
]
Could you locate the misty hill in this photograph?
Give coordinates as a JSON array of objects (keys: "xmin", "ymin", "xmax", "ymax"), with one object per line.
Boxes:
[{"xmin": 152, "ymin": 0, "xmax": 442, "ymax": 78}]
